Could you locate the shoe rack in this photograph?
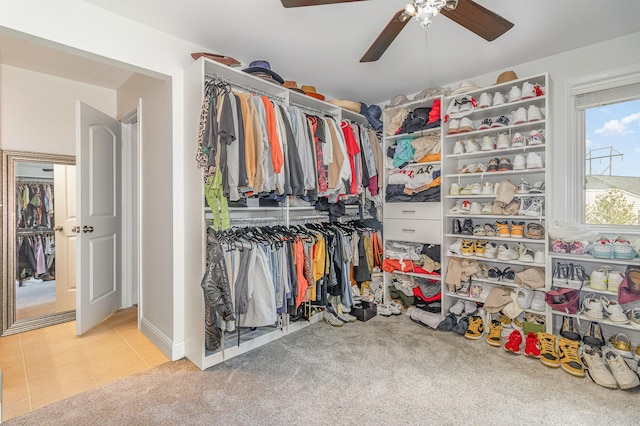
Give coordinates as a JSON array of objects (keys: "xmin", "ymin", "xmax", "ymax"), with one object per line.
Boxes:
[{"xmin": 441, "ymin": 73, "xmax": 551, "ymax": 326}]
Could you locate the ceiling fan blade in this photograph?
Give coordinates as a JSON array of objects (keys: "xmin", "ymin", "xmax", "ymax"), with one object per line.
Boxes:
[
  {"xmin": 441, "ymin": 0, "xmax": 514, "ymax": 41},
  {"xmin": 360, "ymin": 9, "xmax": 410, "ymax": 63},
  {"xmin": 281, "ymin": 0, "xmax": 368, "ymax": 7}
]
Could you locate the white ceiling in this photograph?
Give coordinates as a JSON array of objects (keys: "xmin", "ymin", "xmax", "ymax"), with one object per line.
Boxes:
[{"xmin": 3, "ymin": 1, "xmax": 640, "ymax": 105}]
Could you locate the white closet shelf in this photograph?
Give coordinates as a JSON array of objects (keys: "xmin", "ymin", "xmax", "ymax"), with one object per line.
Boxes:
[
  {"xmin": 385, "ymin": 128, "xmax": 441, "ymax": 142},
  {"xmin": 387, "ymin": 160, "xmax": 441, "ymax": 170},
  {"xmin": 445, "ymin": 144, "xmax": 546, "ymax": 159},
  {"xmin": 446, "ymin": 291, "xmax": 546, "ymax": 315},
  {"xmin": 550, "ymin": 310, "xmax": 640, "ymax": 331},
  {"xmin": 551, "ymin": 282, "xmax": 618, "ymax": 296},
  {"xmin": 550, "ymin": 252, "xmax": 640, "ymax": 267},
  {"xmin": 446, "ymin": 253, "xmax": 546, "ymax": 267},
  {"xmin": 388, "ymin": 270, "xmax": 442, "ymax": 281},
  {"xmin": 446, "ymin": 168, "xmax": 545, "ymax": 179},
  {"xmin": 448, "ymin": 96, "xmax": 547, "ymax": 123},
  {"xmin": 446, "ymin": 214, "xmax": 545, "ymax": 220},
  {"xmin": 446, "ymin": 194, "xmax": 545, "ymax": 199},
  {"xmin": 445, "ymin": 234, "xmax": 546, "ymax": 244},
  {"xmin": 446, "ymin": 120, "xmax": 547, "ymax": 141}
]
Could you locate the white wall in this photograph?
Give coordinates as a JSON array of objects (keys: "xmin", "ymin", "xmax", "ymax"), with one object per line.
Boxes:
[{"xmin": 0, "ymin": 64, "xmax": 116, "ymax": 154}]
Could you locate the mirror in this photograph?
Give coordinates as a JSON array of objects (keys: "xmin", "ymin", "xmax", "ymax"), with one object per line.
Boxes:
[{"xmin": 2, "ymin": 150, "xmax": 77, "ymax": 336}]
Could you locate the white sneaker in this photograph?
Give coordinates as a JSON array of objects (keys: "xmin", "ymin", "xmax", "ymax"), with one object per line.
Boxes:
[
  {"xmin": 589, "ymin": 266, "xmax": 610, "ymax": 291},
  {"xmin": 519, "ymin": 248, "xmax": 535, "ymax": 263},
  {"xmin": 453, "ymin": 140, "xmax": 465, "ymax": 154},
  {"xmin": 492, "ymin": 115, "xmax": 510, "ymax": 128},
  {"xmin": 470, "ymin": 183, "xmax": 483, "ymax": 195},
  {"xmin": 449, "ymin": 300, "xmax": 464, "ymax": 315},
  {"xmin": 447, "ymin": 119, "xmax": 460, "ymax": 134},
  {"xmin": 512, "ymin": 107, "xmax": 527, "ymax": 124},
  {"xmin": 601, "ymin": 296, "xmax": 628, "ymax": 323},
  {"xmin": 582, "ymin": 345, "xmax": 618, "ymax": 389},
  {"xmin": 493, "ymin": 92, "xmax": 506, "ymax": 106},
  {"xmin": 449, "ymin": 183, "xmax": 461, "ymax": 195},
  {"xmin": 604, "ymin": 348, "xmax": 640, "ymax": 390},
  {"xmin": 513, "ymin": 154, "xmax": 526, "ymax": 170},
  {"xmin": 388, "ymin": 301, "xmax": 402, "ymax": 315},
  {"xmin": 465, "ymin": 139, "xmax": 481, "ymax": 153},
  {"xmin": 529, "ymin": 181, "xmax": 545, "ymax": 193},
  {"xmin": 508, "ymin": 86, "xmax": 522, "ymax": 102},
  {"xmin": 464, "ymin": 300, "xmax": 478, "ymax": 315},
  {"xmin": 481, "ymin": 135, "xmax": 495, "ymax": 151},
  {"xmin": 516, "ymin": 288, "xmax": 534, "ymax": 309},
  {"xmin": 517, "ymin": 179, "xmax": 530, "ymax": 193},
  {"xmin": 529, "ymin": 290, "xmax": 546, "ymax": 312},
  {"xmin": 521, "ymin": 82, "xmax": 536, "ymax": 99},
  {"xmin": 481, "ymin": 182, "xmax": 494, "ymax": 195},
  {"xmin": 497, "ymin": 244, "xmax": 517, "ymax": 261},
  {"xmin": 496, "ymin": 133, "xmax": 510, "ymax": 149},
  {"xmin": 511, "ymin": 132, "xmax": 526, "ymax": 149},
  {"xmin": 459, "ymin": 184, "xmax": 474, "ymax": 195},
  {"xmin": 528, "ymin": 105, "xmax": 543, "ymax": 121},
  {"xmin": 523, "ymin": 199, "xmax": 544, "ymax": 217},
  {"xmin": 481, "ymin": 202, "xmax": 493, "ymax": 214},
  {"xmin": 526, "ymin": 152, "xmax": 543, "ymax": 169},
  {"xmin": 607, "ymin": 271, "xmax": 624, "ymax": 292},
  {"xmin": 484, "ymin": 242, "xmax": 498, "ymax": 259},
  {"xmin": 478, "ymin": 117, "xmax": 493, "ymax": 130},
  {"xmin": 528, "ymin": 129, "xmax": 545, "ymax": 145},
  {"xmin": 458, "ymin": 117, "xmax": 476, "ymax": 132},
  {"xmin": 377, "ymin": 303, "xmax": 392, "ymax": 317},
  {"xmin": 534, "ymin": 251, "xmax": 545, "ymax": 264},
  {"xmin": 582, "ymin": 294, "xmax": 604, "ymax": 320},
  {"xmin": 469, "ymin": 202, "xmax": 482, "ymax": 215},
  {"xmin": 478, "ymin": 92, "xmax": 492, "ymax": 108}
]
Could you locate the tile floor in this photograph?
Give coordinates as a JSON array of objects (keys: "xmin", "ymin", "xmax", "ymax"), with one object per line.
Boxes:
[{"xmin": 0, "ymin": 307, "xmax": 169, "ymax": 422}]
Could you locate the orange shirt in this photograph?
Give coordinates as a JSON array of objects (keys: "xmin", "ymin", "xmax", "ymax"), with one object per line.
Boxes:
[{"xmin": 260, "ymin": 96, "xmax": 284, "ymax": 174}]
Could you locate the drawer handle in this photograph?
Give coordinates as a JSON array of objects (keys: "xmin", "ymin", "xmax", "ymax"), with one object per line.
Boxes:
[
  {"xmin": 401, "ymin": 228, "xmax": 416, "ymax": 233},
  {"xmin": 401, "ymin": 210, "xmax": 416, "ymax": 214}
]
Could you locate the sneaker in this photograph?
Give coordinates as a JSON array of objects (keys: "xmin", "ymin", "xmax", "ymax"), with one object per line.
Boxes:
[
  {"xmin": 492, "ymin": 115, "xmax": 510, "ymax": 128},
  {"xmin": 478, "ymin": 92, "xmax": 492, "ymax": 108},
  {"xmin": 496, "ymin": 221, "xmax": 510, "ymax": 238},
  {"xmin": 377, "ymin": 303, "xmax": 392, "ymax": 317},
  {"xmin": 453, "ymin": 140, "xmax": 465, "ymax": 154},
  {"xmin": 582, "ymin": 345, "xmax": 618, "ymax": 389},
  {"xmin": 525, "ymin": 223, "xmax": 544, "ymax": 239},
  {"xmin": 461, "ymin": 239, "xmax": 475, "ymax": 256},
  {"xmin": 438, "ymin": 312, "xmax": 457, "ymax": 331},
  {"xmin": 520, "ymin": 82, "xmax": 536, "ymax": 99},
  {"xmin": 458, "ymin": 117, "xmax": 476, "ymax": 133},
  {"xmin": 568, "ymin": 264, "xmax": 588, "ymax": 288},
  {"xmin": 516, "ymin": 288, "xmax": 534, "ymax": 309},
  {"xmin": 629, "ymin": 308, "xmax": 640, "ymax": 330},
  {"xmin": 481, "ymin": 182, "xmax": 494, "ymax": 195},
  {"xmin": 608, "ymin": 333, "xmax": 633, "ymax": 359},
  {"xmin": 522, "ymin": 199, "xmax": 543, "ymax": 217},
  {"xmin": 524, "ymin": 332, "xmax": 541, "ymax": 358},
  {"xmin": 481, "ymin": 135, "xmax": 496, "ymax": 151},
  {"xmin": 529, "ymin": 290, "xmax": 546, "ymax": 312},
  {"xmin": 487, "ymin": 266, "xmax": 502, "ymax": 282},
  {"xmin": 604, "ymin": 348, "xmax": 640, "ymax": 389},
  {"xmin": 478, "ymin": 117, "xmax": 493, "ymax": 130},
  {"xmin": 465, "ymin": 139, "xmax": 481, "ymax": 153},
  {"xmin": 449, "ymin": 300, "xmax": 465, "ymax": 315},
  {"xmin": 601, "ymin": 296, "xmax": 628, "ymax": 323},
  {"xmin": 529, "ymin": 181, "xmax": 545, "ymax": 193},
  {"xmin": 534, "ymin": 251, "xmax": 545, "ymax": 264},
  {"xmin": 388, "ymin": 301, "xmax": 403, "ymax": 315},
  {"xmin": 582, "ymin": 294, "xmax": 604, "ymax": 320},
  {"xmin": 449, "ymin": 182, "xmax": 462, "ymax": 195},
  {"xmin": 583, "ymin": 321, "xmax": 606, "ymax": 348},
  {"xmin": 504, "ymin": 330, "xmax": 523, "ymax": 354},
  {"xmin": 481, "ymin": 202, "xmax": 493, "ymax": 215},
  {"xmin": 493, "ymin": 92, "xmax": 506, "ymax": 106},
  {"xmin": 484, "ymin": 242, "xmax": 498, "ymax": 259},
  {"xmin": 486, "ymin": 157, "xmax": 500, "ymax": 172},
  {"xmin": 501, "ymin": 267, "xmax": 516, "ymax": 283},
  {"xmin": 589, "ymin": 266, "xmax": 610, "ymax": 290},
  {"xmin": 503, "ymin": 198, "xmax": 521, "ymax": 216},
  {"xmin": 453, "ymin": 316, "xmax": 470, "ymax": 335},
  {"xmin": 498, "ymin": 157, "xmax": 513, "ymax": 171},
  {"xmin": 338, "ymin": 304, "xmax": 358, "ymax": 322},
  {"xmin": 464, "ymin": 316, "xmax": 484, "ymax": 340},
  {"xmin": 528, "ymin": 129, "xmax": 545, "ymax": 145},
  {"xmin": 469, "ymin": 202, "xmax": 482, "ymax": 215},
  {"xmin": 559, "ymin": 315, "xmax": 581, "ymax": 341},
  {"xmin": 607, "ymin": 271, "xmax": 624, "ymax": 293},
  {"xmin": 519, "ymin": 248, "xmax": 535, "ymax": 263},
  {"xmin": 510, "ymin": 221, "xmax": 524, "ymax": 238},
  {"xmin": 447, "ymin": 119, "xmax": 460, "ymax": 134},
  {"xmin": 474, "ymin": 240, "xmax": 488, "ymax": 257},
  {"xmin": 464, "ymin": 300, "xmax": 478, "ymax": 315},
  {"xmin": 558, "ymin": 337, "xmax": 585, "ymax": 377},
  {"xmin": 526, "ymin": 152, "xmax": 543, "ymax": 169},
  {"xmin": 486, "ymin": 320, "xmax": 503, "ymax": 346},
  {"xmin": 511, "ymin": 107, "xmax": 527, "ymax": 124},
  {"xmin": 324, "ymin": 310, "xmax": 344, "ymax": 327},
  {"xmin": 538, "ymin": 332, "xmax": 561, "ymax": 368},
  {"xmin": 472, "ymin": 224, "xmax": 486, "ymax": 236},
  {"xmin": 462, "ymin": 218, "xmax": 474, "ymax": 235},
  {"xmin": 484, "ymin": 223, "xmax": 497, "ymax": 236},
  {"xmin": 508, "ymin": 85, "xmax": 522, "ymax": 102},
  {"xmin": 460, "ymin": 200, "xmax": 472, "ymax": 214},
  {"xmin": 552, "ymin": 262, "xmax": 568, "ymax": 285},
  {"xmin": 528, "ymin": 105, "xmax": 543, "ymax": 121},
  {"xmin": 459, "ymin": 184, "xmax": 474, "ymax": 195},
  {"xmin": 511, "ymin": 132, "xmax": 526, "ymax": 149},
  {"xmin": 512, "ymin": 154, "xmax": 526, "ymax": 170},
  {"xmin": 495, "ymin": 133, "xmax": 510, "ymax": 149}
]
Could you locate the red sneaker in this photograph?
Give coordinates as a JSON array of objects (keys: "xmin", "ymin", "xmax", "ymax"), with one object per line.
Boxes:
[
  {"xmin": 503, "ymin": 330, "xmax": 523, "ymax": 354},
  {"xmin": 524, "ymin": 332, "xmax": 541, "ymax": 358}
]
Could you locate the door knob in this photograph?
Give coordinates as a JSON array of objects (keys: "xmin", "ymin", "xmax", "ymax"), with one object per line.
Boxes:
[
  {"xmin": 82, "ymin": 226, "xmax": 94, "ymax": 233},
  {"xmin": 54, "ymin": 225, "xmax": 63, "ymax": 231},
  {"xmin": 71, "ymin": 226, "xmax": 81, "ymax": 233}
]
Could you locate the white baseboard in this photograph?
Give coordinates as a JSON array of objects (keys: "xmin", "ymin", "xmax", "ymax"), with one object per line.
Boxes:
[{"xmin": 140, "ymin": 316, "xmax": 184, "ymax": 361}]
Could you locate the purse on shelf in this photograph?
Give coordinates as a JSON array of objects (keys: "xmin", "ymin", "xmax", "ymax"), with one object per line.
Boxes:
[{"xmin": 544, "ymin": 287, "xmax": 580, "ymax": 314}]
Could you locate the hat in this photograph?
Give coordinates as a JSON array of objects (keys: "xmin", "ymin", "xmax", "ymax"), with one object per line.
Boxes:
[
  {"xmin": 300, "ymin": 85, "xmax": 325, "ymax": 100},
  {"xmin": 283, "ymin": 80, "xmax": 305, "ymax": 94},
  {"xmin": 242, "ymin": 60, "xmax": 284, "ymax": 85},
  {"xmin": 496, "ymin": 70, "xmax": 518, "ymax": 85},
  {"xmin": 327, "ymin": 99, "xmax": 361, "ymax": 113},
  {"xmin": 450, "ymin": 80, "xmax": 481, "ymax": 96},
  {"xmin": 359, "ymin": 102, "xmax": 383, "ymax": 130},
  {"xmin": 191, "ymin": 52, "xmax": 241, "ymax": 67},
  {"xmin": 385, "ymin": 94, "xmax": 409, "ymax": 109},
  {"xmin": 413, "ymin": 86, "xmax": 451, "ymax": 101}
]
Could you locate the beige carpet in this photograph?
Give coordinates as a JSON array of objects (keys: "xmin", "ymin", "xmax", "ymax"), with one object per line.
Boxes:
[{"xmin": 6, "ymin": 313, "xmax": 640, "ymax": 425}]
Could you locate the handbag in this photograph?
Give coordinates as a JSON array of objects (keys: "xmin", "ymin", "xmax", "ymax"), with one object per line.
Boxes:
[{"xmin": 544, "ymin": 287, "xmax": 580, "ymax": 314}]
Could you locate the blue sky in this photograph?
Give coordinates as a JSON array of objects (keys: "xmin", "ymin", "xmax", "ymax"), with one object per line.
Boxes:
[{"xmin": 585, "ymin": 99, "xmax": 640, "ymax": 177}]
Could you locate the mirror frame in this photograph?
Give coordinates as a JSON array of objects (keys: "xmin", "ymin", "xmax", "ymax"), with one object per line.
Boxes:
[{"xmin": 2, "ymin": 150, "xmax": 76, "ymax": 336}]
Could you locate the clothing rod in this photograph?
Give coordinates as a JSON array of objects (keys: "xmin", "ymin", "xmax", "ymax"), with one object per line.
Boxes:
[
  {"xmin": 17, "ymin": 228, "xmax": 54, "ymax": 235},
  {"xmin": 16, "ymin": 178, "xmax": 54, "ymax": 184},
  {"xmin": 288, "ymin": 101, "xmax": 338, "ymax": 119},
  {"xmin": 204, "ymin": 73, "xmax": 286, "ymax": 103}
]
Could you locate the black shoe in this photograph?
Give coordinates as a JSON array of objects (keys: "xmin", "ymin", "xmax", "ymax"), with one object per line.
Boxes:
[
  {"xmin": 462, "ymin": 218, "xmax": 474, "ymax": 235},
  {"xmin": 583, "ymin": 321, "xmax": 605, "ymax": 347},
  {"xmin": 452, "ymin": 316, "xmax": 470, "ymax": 336},
  {"xmin": 452, "ymin": 219, "xmax": 462, "ymax": 234},
  {"xmin": 560, "ymin": 316, "xmax": 580, "ymax": 341},
  {"xmin": 438, "ymin": 313, "xmax": 457, "ymax": 332}
]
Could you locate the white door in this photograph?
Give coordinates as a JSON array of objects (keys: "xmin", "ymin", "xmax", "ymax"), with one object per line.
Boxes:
[
  {"xmin": 54, "ymin": 164, "xmax": 77, "ymax": 312},
  {"xmin": 76, "ymin": 102, "xmax": 122, "ymax": 335}
]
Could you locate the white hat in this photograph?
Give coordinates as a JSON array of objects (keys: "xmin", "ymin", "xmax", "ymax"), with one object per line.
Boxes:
[{"xmin": 450, "ymin": 80, "xmax": 481, "ymax": 96}]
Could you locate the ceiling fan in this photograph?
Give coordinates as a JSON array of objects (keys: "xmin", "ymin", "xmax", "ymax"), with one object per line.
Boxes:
[{"xmin": 281, "ymin": 0, "xmax": 514, "ymax": 62}]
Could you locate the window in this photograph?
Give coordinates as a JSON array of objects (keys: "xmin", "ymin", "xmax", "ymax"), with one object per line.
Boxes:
[{"xmin": 575, "ymin": 82, "xmax": 640, "ymax": 226}]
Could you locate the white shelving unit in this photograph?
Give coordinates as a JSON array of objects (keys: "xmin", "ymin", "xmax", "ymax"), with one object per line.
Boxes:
[
  {"xmin": 441, "ymin": 73, "xmax": 551, "ymax": 325},
  {"xmin": 183, "ymin": 56, "xmax": 369, "ymax": 370}
]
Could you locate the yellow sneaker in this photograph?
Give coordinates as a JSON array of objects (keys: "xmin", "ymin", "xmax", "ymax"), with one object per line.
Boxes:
[
  {"xmin": 538, "ymin": 332, "xmax": 560, "ymax": 368},
  {"xmin": 486, "ymin": 320, "xmax": 503, "ymax": 347},
  {"xmin": 558, "ymin": 337, "xmax": 585, "ymax": 377},
  {"xmin": 496, "ymin": 221, "xmax": 510, "ymax": 238},
  {"xmin": 510, "ymin": 221, "xmax": 525, "ymax": 238},
  {"xmin": 465, "ymin": 315, "xmax": 485, "ymax": 340},
  {"xmin": 474, "ymin": 240, "xmax": 487, "ymax": 257},
  {"xmin": 461, "ymin": 239, "xmax": 475, "ymax": 256}
]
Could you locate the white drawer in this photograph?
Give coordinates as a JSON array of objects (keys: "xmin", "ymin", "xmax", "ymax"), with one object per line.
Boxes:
[
  {"xmin": 384, "ymin": 202, "xmax": 441, "ymax": 220},
  {"xmin": 385, "ymin": 218, "xmax": 442, "ymax": 244}
]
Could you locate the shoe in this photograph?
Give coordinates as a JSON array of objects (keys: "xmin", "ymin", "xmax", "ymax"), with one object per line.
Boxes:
[
  {"xmin": 529, "ymin": 181, "xmax": 545, "ymax": 193},
  {"xmin": 480, "ymin": 202, "xmax": 493, "ymax": 215},
  {"xmin": 481, "ymin": 135, "xmax": 495, "ymax": 150},
  {"xmin": 520, "ymin": 82, "xmax": 536, "ymax": 99},
  {"xmin": 560, "ymin": 316, "xmax": 581, "ymax": 341},
  {"xmin": 496, "ymin": 221, "xmax": 510, "ymax": 238},
  {"xmin": 583, "ymin": 321, "xmax": 606, "ymax": 348},
  {"xmin": 457, "ymin": 280, "xmax": 471, "ymax": 296},
  {"xmin": 582, "ymin": 345, "xmax": 618, "ymax": 389},
  {"xmin": 497, "ymin": 244, "xmax": 517, "ymax": 261},
  {"xmin": 522, "ymin": 199, "xmax": 543, "ymax": 217},
  {"xmin": 528, "ymin": 129, "xmax": 545, "ymax": 145},
  {"xmin": 534, "ymin": 251, "xmax": 545, "ymax": 264},
  {"xmin": 465, "ymin": 315, "xmax": 484, "ymax": 340},
  {"xmin": 508, "ymin": 85, "xmax": 522, "ymax": 102},
  {"xmin": 459, "ymin": 200, "xmax": 472, "ymax": 214},
  {"xmin": 478, "ymin": 92, "xmax": 492, "ymax": 108},
  {"xmin": 458, "ymin": 117, "xmax": 476, "ymax": 132},
  {"xmin": 449, "ymin": 300, "xmax": 465, "ymax": 315},
  {"xmin": 504, "ymin": 330, "xmax": 523, "ymax": 354},
  {"xmin": 517, "ymin": 179, "xmax": 530, "ymax": 194},
  {"xmin": 566, "ymin": 263, "xmax": 585, "ymax": 288},
  {"xmin": 377, "ymin": 303, "xmax": 392, "ymax": 317},
  {"xmin": 451, "ymin": 220, "xmax": 462, "ymax": 236},
  {"xmin": 438, "ymin": 313, "xmax": 457, "ymax": 331},
  {"xmin": 607, "ymin": 271, "xmax": 624, "ymax": 293},
  {"xmin": 552, "ymin": 262, "xmax": 568, "ymax": 285},
  {"xmin": 604, "ymin": 348, "xmax": 640, "ymax": 390},
  {"xmin": 487, "ymin": 266, "xmax": 502, "ymax": 282},
  {"xmin": 478, "ymin": 117, "xmax": 492, "ymax": 130},
  {"xmin": 538, "ymin": 332, "xmax": 561, "ymax": 368},
  {"xmin": 324, "ymin": 310, "xmax": 344, "ymax": 327},
  {"xmin": 503, "ymin": 198, "xmax": 521, "ymax": 216},
  {"xmin": 338, "ymin": 304, "xmax": 358, "ymax": 322},
  {"xmin": 464, "ymin": 300, "xmax": 478, "ymax": 315},
  {"xmin": 461, "ymin": 218, "xmax": 474, "ymax": 235},
  {"xmin": 600, "ymin": 296, "xmax": 628, "ymax": 323},
  {"xmin": 468, "ymin": 201, "xmax": 482, "ymax": 215},
  {"xmin": 510, "ymin": 221, "xmax": 524, "ymax": 238},
  {"xmin": 453, "ymin": 316, "xmax": 470, "ymax": 336},
  {"xmin": 608, "ymin": 333, "xmax": 633, "ymax": 358},
  {"xmin": 484, "ymin": 223, "xmax": 497, "ymax": 236},
  {"xmin": 589, "ymin": 266, "xmax": 610, "ymax": 291},
  {"xmin": 495, "ymin": 133, "xmax": 510, "ymax": 149},
  {"xmin": 501, "ymin": 267, "xmax": 515, "ymax": 283},
  {"xmin": 486, "ymin": 320, "xmax": 503, "ymax": 347},
  {"xmin": 486, "ymin": 158, "xmax": 500, "ymax": 173},
  {"xmin": 492, "ymin": 115, "xmax": 510, "ymax": 128},
  {"xmin": 519, "ymin": 248, "xmax": 535, "ymax": 263},
  {"xmin": 528, "ymin": 105, "xmax": 543, "ymax": 121},
  {"xmin": 629, "ymin": 308, "xmax": 640, "ymax": 330},
  {"xmin": 449, "ymin": 183, "xmax": 462, "ymax": 196},
  {"xmin": 461, "ymin": 239, "xmax": 475, "ymax": 256},
  {"xmin": 516, "ymin": 288, "xmax": 534, "ymax": 309},
  {"xmin": 558, "ymin": 337, "xmax": 585, "ymax": 377},
  {"xmin": 529, "ymin": 290, "xmax": 546, "ymax": 312},
  {"xmin": 498, "ymin": 157, "xmax": 513, "ymax": 171},
  {"xmin": 447, "ymin": 119, "xmax": 460, "ymax": 134},
  {"xmin": 635, "ymin": 343, "xmax": 640, "ymax": 362},
  {"xmin": 481, "ymin": 182, "xmax": 494, "ymax": 195},
  {"xmin": 453, "ymin": 140, "xmax": 465, "ymax": 154},
  {"xmin": 526, "ymin": 152, "xmax": 543, "ymax": 169},
  {"xmin": 511, "ymin": 132, "xmax": 526, "ymax": 149},
  {"xmin": 465, "ymin": 139, "xmax": 481, "ymax": 153},
  {"xmin": 493, "ymin": 92, "xmax": 506, "ymax": 106},
  {"xmin": 474, "ymin": 240, "xmax": 487, "ymax": 257},
  {"xmin": 484, "ymin": 242, "xmax": 498, "ymax": 259},
  {"xmin": 388, "ymin": 301, "xmax": 402, "ymax": 315},
  {"xmin": 511, "ymin": 107, "xmax": 527, "ymax": 124},
  {"xmin": 582, "ymin": 293, "xmax": 604, "ymax": 320},
  {"xmin": 459, "ymin": 184, "xmax": 474, "ymax": 195},
  {"xmin": 524, "ymin": 332, "xmax": 541, "ymax": 358},
  {"xmin": 472, "ymin": 224, "xmax": 485, "ymax": 236},
  {"xmin": 512, "ymin": 154, "xmax": 526, "ymax": 170},
  {"xmin": 525, "ymin": 223, "xmax": 544, "ymax": 239}
]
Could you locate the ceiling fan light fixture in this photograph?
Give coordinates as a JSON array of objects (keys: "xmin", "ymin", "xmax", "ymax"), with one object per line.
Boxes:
[{"xmin": 411, "ymin": 0, "xmax": 448, "ymax": 29}]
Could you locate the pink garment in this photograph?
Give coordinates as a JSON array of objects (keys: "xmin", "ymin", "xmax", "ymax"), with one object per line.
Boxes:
[{"xmin": 35, "ymin": 236, "xmax": 47, "ymax": 275}]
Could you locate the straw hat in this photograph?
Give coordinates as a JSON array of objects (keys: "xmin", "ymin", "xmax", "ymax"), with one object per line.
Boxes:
[
  {"xmin": 300, "ymin": 85, "xmax": 325, "ymax": 100},
  {"xmin": 327, "ymin": 99, "xmax": 361, "ymax": 113},
  {"xmin": 496, "ymin": 70, "xmax": 518, "ymax": 85},
  {"xmin": 450, "ymin": 80, "xmax": 481, "ymax": 96}
]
